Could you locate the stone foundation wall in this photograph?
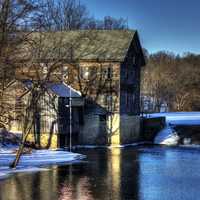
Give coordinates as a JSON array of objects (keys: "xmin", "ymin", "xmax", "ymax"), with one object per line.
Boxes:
[
  {"xmin": 10, "ymin": 114, "xmax": 141, "ymax": 148},
  {"xmin": 109, "ymin": 114, "xmax": 140, "ymax": 145},
  {"xmin": 120, "ymin": 115, "xmax": 140, "ymax": 144},
  {"xmin": 79, "ymin": 113, "xmax": 141, "ymax": 146},
  {"xmin": 79, "ymin": 114, "xmax": 108, "ymax": 145}
]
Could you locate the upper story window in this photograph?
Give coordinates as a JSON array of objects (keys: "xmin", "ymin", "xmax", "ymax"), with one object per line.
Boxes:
[
  {"xmin": 41, "ymin": 63, "xmax": 48, "ymax": 74},
  {"xmin": 125, "ymin": 69, "xmax": 129, "ymax": 80},
  {"xmin": 107, "ymin": 67, "xmax": 112, "ymax": 79},
  {"xmin": 80, "ymin": 67, "xmax": 90, "ymax": 79},
  {"xmin": 105, "ymin": 94, "xmax": 112, "ymax": 107},
  {"xmin": 133, "ymin": 56, "xmax": 136, "ymax": 65},
  {"xmin": 102, "ymin": 66, "xmax": 113, "ymax": 79},
  {"xmin": 62, "ymin": 66, "xmax": 68, "ymax": 80},
  {"xmin": 98, "ymin": 94, "xmax": 105, "ymax": 105},
  {"xmin": 125, "ymin": 92, "xmax": 129, "ymax": 107}
]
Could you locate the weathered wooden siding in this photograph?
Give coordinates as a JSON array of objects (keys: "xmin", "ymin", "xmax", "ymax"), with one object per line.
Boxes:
[{"xmin": 120, "ymin": 35, "xmax": 142, "ymax": 115}]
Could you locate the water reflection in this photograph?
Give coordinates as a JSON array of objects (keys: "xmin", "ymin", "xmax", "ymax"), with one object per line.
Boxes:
[
  {"xmin": 110, "ymin": 148, "xmax": 121, "ymax": 199},
  {"xmin": 139, "ymin": 146, "xmax": 200, "ymax": 200},
  {"xmin": 0, "ymin": 148, "xmax": 140, "ymax": 200},
  {"xmin": 1, "ymin": 147, "xmax": 200, "ymax": 200}
]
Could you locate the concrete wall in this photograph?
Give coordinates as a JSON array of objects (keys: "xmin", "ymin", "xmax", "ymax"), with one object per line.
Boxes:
[
  {"xmin": 79, "ymin": 113, "xmax": 141, "ymax": 146},
  {"xmin": 109, "ymin": 114, "xmax": 140, "ymax": 145},
  {"xmin": 11, "ymin": 114, "xmax": 141, "ymax": 148},
  {"xmin": 79, "ymin": 114, "xmax": 108, "ymax": 145},
  {"xmin": 120, "ymin": 115, "xmax": 140, "ymax": 144}
]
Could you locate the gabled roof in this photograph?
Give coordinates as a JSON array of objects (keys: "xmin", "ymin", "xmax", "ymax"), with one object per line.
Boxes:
[{"xmin": 30, "ymin": 30, "xmax": 136, "ymax": 62}]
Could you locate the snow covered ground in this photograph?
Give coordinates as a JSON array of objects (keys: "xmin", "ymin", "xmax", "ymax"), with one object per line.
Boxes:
[
  {"xmin": 149, "ymin": 112, "xmax": 200, "ymax": 145},
  {"xmin": 0, "ymin": 148, "xmax": 85, "ymax": 180},
  {"xmin": 148, "ymin": 112, "xmax": 200, "ymax": 125}
]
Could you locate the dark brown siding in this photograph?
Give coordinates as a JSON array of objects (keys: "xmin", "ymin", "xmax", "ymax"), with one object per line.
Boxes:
[{"xmin": 120, "ymin": 36, "xmax": 141, "ymax": 115}]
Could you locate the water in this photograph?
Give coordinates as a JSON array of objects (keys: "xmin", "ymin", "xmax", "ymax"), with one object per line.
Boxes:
[{"xmin": 1, "ymin": 146, "xmax": 200, "ymax": 200}]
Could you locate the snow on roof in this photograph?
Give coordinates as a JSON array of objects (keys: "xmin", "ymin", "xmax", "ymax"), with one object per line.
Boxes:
[
  {"xmin": 148, "ymin": 112, "xmax": 200, "ymax": 125},
  {"xmin": 22, "ymin": 80, "xmax": 82, "ymax": 98},
  {"xmin": 0, "ymin": 149, "xmax": 85, "ymax": 180},
  {"xmin": 47, "ymin": 82, "xmax": 81, "ymax": 98}
]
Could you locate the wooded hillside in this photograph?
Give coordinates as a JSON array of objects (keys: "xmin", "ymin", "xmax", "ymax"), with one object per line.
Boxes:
[{"xmin": 142, "ymin": 51, "xmax": 200, "ymax": 112}]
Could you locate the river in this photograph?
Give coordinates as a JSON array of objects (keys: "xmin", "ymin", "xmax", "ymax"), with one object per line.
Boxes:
[{"xmin": 1, "ymin": 145, "xmax": 200, "ymax": 200}]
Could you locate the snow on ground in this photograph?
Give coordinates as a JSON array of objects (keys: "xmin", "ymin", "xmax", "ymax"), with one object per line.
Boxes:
[
  {"xmin": 0, "ymin": 148, "xmax": 86, "ymax": 180},
  {"xmin": 148, "ymin": 112, "xmax": 200, "ymax": 125},
  {"xmin": 148, "ymin": 112, "xmax": 200, "ymax": 145}
]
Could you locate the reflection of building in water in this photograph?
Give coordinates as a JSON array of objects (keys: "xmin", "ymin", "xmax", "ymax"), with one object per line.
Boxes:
[
  {"xmin": 58, "ymin": 177, "xmax": 93, "ymax": 200},
  {"xmin": 120, "ymin": 149, "xmax": 139, "ymax": 199},
  {"xmin": 108, "ymin": 148, "xmax": 139, "ymax": 199},
  {"xmin": 109, "ymin": 148, "xmax": 121, "ymax": 199},
  {"xmin": 56, "ymin": 165, "xmax": 95, "ymax": 200},
  {"xmin": 0, "ymin": 170, "xmax": 60, "ymax": 200},
  {"xmin": 0, "ymin": 168, "xmax": 95, "ymax": 200},
  {"xmin": 0, "ymin": 150, "xmax": 140, "ymax": 200}
]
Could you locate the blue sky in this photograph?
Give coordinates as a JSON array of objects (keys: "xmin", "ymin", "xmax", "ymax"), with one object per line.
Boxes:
[{"xmin": 82, "ymin": 0, "xmax": 200, "ymax": 55}]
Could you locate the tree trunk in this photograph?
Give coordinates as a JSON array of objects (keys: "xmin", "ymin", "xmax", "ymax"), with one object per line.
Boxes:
[{"xmin": 10, "ymin": 120, "xmax": 33, "ymax": 169}]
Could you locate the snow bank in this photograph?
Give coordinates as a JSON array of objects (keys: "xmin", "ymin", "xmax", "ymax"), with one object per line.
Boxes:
[
  {"xmin": 148, "ymin": 112, "xmax": 200, "ymax": 125},
  {"xmin": 0, "ymin": 149, "xmax": 85, "ymax": 180},
  {"xmin": 0, "ymin": 172, "xmax": 8, "ymax": 180}
]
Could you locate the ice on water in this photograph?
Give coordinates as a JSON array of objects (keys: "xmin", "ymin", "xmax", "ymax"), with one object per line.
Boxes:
[{"xmin": 0, "ymin": 148, "xmax": 85, "ymax": 180}]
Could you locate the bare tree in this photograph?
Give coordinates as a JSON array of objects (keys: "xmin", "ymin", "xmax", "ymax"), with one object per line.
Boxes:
[
  {"xmin": 0, "ymin": 0, "xmax": 38, "ymax": 128},
  {"xmin": 10, "ymin": 31, "xmax": 72, "ymax": 168},
  {"xmin": 37, "ymin": 0, "xmax": 129, "ymax": 31},
  {"xmin": 141, "ymin": 51, "xmax": 200, "ymax": 112},
  {"xmin": 103, "ymin": 16, "xmax": 128, "ymax": 30},
  {"xmin": 85, "ymin": 16, "xmax": 129, "ymax": 30},
  {"xmin": 37, "ymin": 0, "xmax": 90, "ymax": 31}
]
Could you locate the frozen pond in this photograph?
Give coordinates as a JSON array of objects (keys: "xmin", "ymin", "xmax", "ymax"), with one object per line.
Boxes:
[
  {"xmin": 0, "ymin": 149, "xmax": 85, "ymax": 180},
  {"xmin": 1, "ymin": 146, "xmax": 200, "ymax": 200}
]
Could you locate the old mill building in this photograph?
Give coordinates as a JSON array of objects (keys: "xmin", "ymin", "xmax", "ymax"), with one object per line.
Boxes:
[{"xmin": 10, "ymin": 30, "xmax": 145, "ymax": 148}]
